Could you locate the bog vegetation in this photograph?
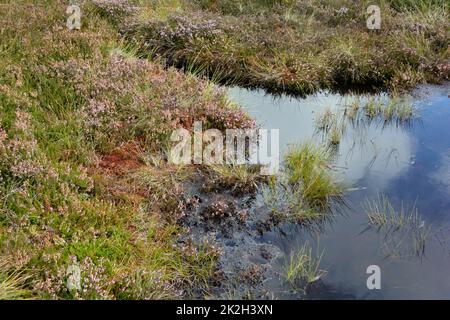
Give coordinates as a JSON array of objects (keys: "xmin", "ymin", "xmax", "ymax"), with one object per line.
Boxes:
[
  {"xmin": 119, "ymin": 0, "xmax": 449, "ymax": 95},
  {"xmin": 0, "ymin": 0, "xmax": 447, "ymax": 299},
  {"xmin": 0, "ymin": 0, "xmax": 251, "ymax": 299}
]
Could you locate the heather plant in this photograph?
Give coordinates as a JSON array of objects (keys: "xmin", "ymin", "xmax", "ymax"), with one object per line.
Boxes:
[
  {"xmin": 1, "ymin": 0, "xmax": 252, "ymax": 299},
  {"xmin": 117, "ymin": 0, "xmax": 449, "ymax": 95},
  {"xmin": 2, "ymin": 0, "xmax": 445, "ymax": 301},
  {"xmin": 46, "ymin": 52, "xmax": 253, "ymax": 152},
  {"xmin": 93, "ymin": 0, "xmax": 138, "ymax": 24},
  {"xmin": 34, "ymin": 256, "xmax": 114, "ymax": 300}
]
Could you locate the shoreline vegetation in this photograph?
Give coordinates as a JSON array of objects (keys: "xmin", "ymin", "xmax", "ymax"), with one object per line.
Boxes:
[
  {"xmin": 0, "ymin": 0, "xmax": 251, "ymax": 299},
  {"xmin": 118, "ymin": 0, "xmax": 449, "ymax": 96},
  {"xmin": 0, "ymin": 0, "xmax": 448, "ymax": 299}
]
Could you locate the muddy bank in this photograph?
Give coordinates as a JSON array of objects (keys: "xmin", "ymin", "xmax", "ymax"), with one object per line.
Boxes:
[{"xmin": 176, "ymin": 172, "xmax": 282, "ymax": 299}]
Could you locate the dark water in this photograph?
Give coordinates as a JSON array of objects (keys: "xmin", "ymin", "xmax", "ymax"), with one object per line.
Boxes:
[{"xmin": 229, "ymin": 84, "xmax": 450, "ymax": 299}]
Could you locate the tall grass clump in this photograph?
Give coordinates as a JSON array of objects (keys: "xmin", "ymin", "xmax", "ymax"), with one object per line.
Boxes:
[
  {"xmin": 262, "ymin": 141, "xmax": 343, "ymax": 225},
  {"xmin": 285, "ymin": 142, "xmax": 343, "ymax": 207},
  {"xmin": 263, "ymin": 142, "xmax": 343, "ymax": 225},
  {"xmin": 0, "ymin": 259, "xmax": 30, "ymax": 300}
]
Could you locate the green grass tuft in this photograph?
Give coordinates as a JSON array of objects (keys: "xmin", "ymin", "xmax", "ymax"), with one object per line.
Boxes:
[
  {"xmin": 283, "ymin": 243, "xmax": 325, "ymax": 290},
  {"xmin": 285, "ymin": 142, "xmax": 343, "ymax": 207}
]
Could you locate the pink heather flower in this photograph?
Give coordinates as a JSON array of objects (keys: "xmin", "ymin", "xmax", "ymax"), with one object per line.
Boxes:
[
  {"xmin": 0, "ymin": 128, "xmax": 7, "ymax": 152},
  {"xmin": 14, "ymin": 110, "xmax": 32, "ymax": 132}
]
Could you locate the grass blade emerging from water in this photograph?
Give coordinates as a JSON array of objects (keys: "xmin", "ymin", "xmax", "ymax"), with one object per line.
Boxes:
[
  {"xmin": 285, "ymin": 142, "xmax": 343, "ymax": 208},
  {"xmin": 283, "ymin": 243, "xmax": 325, "ymax": 291}
]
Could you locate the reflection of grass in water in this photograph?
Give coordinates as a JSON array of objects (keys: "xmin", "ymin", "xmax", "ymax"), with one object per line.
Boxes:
[
  {"xmin": 363, "ymin": 194, "xmax": 432, "ymax": 258},
  {"xmin": 315, "ymin": 95, "xmax": 417, "ymax": 146},
  {"xmin": 283, "ymin": 243, "xmax": 325, "ymax": 291}
]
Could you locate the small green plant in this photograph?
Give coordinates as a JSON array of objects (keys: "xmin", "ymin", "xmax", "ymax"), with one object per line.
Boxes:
[
  {"xmin": 360, "ymin": 96, "xmax": 416, "ymax": 124},
  {"xmin": 263, "ymin": 141, "xmax": 344, "ymax": 226},
  {"xmin": 315, "ymin": 109, "xmax": 347, "ymax": 146},
  {"xmin": 283, "ymin": 243, "xmax": 325, "ymax": 290},
  {"xmin": 316, "ymin": 95, "xmax": 417, "ymax": 145},
  {"xmin": 315, "ymin": 109, "xmax": 336, "ymax": 132},
  {"xmin": 262, "ymin": 179, "xmax": 325, "ymax": 225},
  {"xmin": 364, "ymin": 194, "xmax": 420, "ymax": 230},
  {"xmin": 363, "ymin": 194, "xmax": 433, "ymax": 258},
  {"xmin": 329, "ymin": 123, "xmax": 344, "ymax": 145}
]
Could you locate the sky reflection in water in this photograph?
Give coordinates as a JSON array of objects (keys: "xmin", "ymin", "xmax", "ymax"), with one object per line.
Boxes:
[{"xmin": 229, "ymin": 84, "xmax": 450, "ymax": 299}]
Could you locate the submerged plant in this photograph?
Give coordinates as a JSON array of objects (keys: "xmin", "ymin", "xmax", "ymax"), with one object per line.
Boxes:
[
  {"xmin": 315, "ymin": 94, "xmax": 417, "ymax": 148},
  {"xmin": 364, "ymin": 194, "xmax": 420, "ymax": 230},
  {"xmin": 315, "ymin": 109, "xmax": 346, "ymax": 146},
  {"xmin": 315, "ymin": 109, "xmax": 336, "ymax": 132},
  {"xmin": 363, "ymin": 194, "xmax": 433, "ymax": 258},
  {"xmin": 350, "ymin": 96, "xmax": 417, "ymax": 126}
]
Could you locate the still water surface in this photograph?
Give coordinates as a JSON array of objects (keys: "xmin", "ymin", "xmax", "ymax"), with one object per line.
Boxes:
[{"xmin": 229, "ymin": 84, "xmax": 450, "ymax": 299}]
